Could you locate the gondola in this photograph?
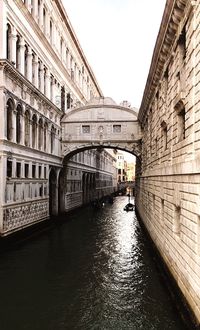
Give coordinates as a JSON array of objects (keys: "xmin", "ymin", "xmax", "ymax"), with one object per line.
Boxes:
[{"xmin": 123, "ymin": 203, "xmax": 134, "ymax": 212}]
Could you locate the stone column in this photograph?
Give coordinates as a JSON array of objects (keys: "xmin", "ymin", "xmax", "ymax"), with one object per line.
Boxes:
[
  {"xmin": 32, "ymin": 0, "xmax": 38, "ymax": 22},
  {"xmin": 51, "ymin": 21, "xmax": 55, "ymax": 47},
  {"xmin": 12, "ymin": 109, "xmax": 17, "ymax": 144},
  {"xmin": 19, "ymin": 37, "xmax": 25, "ymax": 75},
  {"xmin": 51, "ymin": 77, "xmax": 56, "ymax": 103},
  {"xmin": 66, "ymin": 49, "xmax": 70, "ymax": 71},
  {"xmin": 33, "ymin": 54, "xmax": 39, "ymax": 88},
  {"xmin": 21, "ymin": 108, "xmax": 25, "ymax": 145},
  {"xmin": 45, "ymin": 68, "xmax": 51, "ymax": 99},
  {"xmin": 10, "ymin": 26, "xmax": 17, "ymax": 66},
  {"xmin": 45, "ymin": 10, "xmax": 50, "ymax": 38},
  {"xmin": 0, "ymin": 1, "xmax": 7, "ymax": 59},
  {"xmin": 29, "ymin": 117, "xmax": 32, "ymax": 148},
  {"xmin": 39, "ymin": 63, "xmax": 44, "ymax": 94},
  {"xmin": 80, "ymin": 74, "xmax": 83, "ymax": 90},
  {"xmin": 39, "ymin": 0, "xmax": 44, "ymax": 30},
  {"xmin": 26, "ymin": 0, "xmax": 32, "ymax": 12},
  {"xmin": 0, "ymin": 92, "xmax": 6, "ymax": 140},
  {"xmin": 27, "ymin": 46, "xmax": 33, "ymax": 82},
  {"xmin": 34, "ymin": 122, "xmax": 38, "ymax": 150}
]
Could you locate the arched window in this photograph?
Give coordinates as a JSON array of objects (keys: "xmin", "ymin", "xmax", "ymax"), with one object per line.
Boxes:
[
  {"xmin": 50, "ymin": 20, "xmax": 53, "ymax": 44},
  {"xmin": 50, "ymin": 75, "xmax": 53, "ymax": 101},
  {"xmin": 44, "ymin": 122, "xmax": 48, "ymax": 152},
  {"xmin": 32, "ymin": 52, "xmax": 35, "ymax": 82},
  {"xmin": 32, "ymin": 114, "xmax": 37, "ymax": 148},
  {"xmin": 38, "ymin": 60, "xmax": 41, "ymax": 90},
  {"xmin": 16, "ymin": 35, "xmax": 20, "ymax": 70},
  {"xmin": 60, "ymin": 38, "xmax": 63, "ymax": 59},
  {"xmin": 31, "ymin": 0, "xmax": 34, "ymax": 14},
  {"xmin": 175, "ymin": 100, "xmax": 186, "ymax": 142},
  {"xmin": 51, "ymin": 125, "xmax": 55, "ymax": 153},
  {"xmin": 38, "ymin": 0, "xmax": 40, "ymax": 18},
  {"xmin": 6, "ymin": 24, "xmax": 12, "ymax": 61},
  {"xmin": 16, "ymin": 104, "xmax": 22, "ymax": 143},
  {"xmin": 161, "ymin": 121, "xmax": 167, "ymax": 151},
  {"xmin": 24, "ymin": 45, "xmax": 28, "ymax": 78},
  {"xmin": 38, "ymin": 118, "xmax": 43, "ymax": 150},
  {"xmin": 44, "ymin": 67, "xmax": 47, "ymax": 95},
  {"xmin": 6, "ymin": 98, "xmax": 14, "ymax": 141},
  {"xmin": 24, "ymin": 110, "xmax": 30, "ymax": 146},
  {"xmin": 43, "ymin": 7, "xmax": 46, "ymax": 34}
]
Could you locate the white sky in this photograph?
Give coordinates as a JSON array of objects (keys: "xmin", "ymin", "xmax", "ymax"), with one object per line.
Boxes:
[
  {"xmin": 63, "ymin": 0, "xmax": 166, "ymax": 162},
  {"xmin": 63, "ymin": 0, "xmax": 166, "ymax": 109}
]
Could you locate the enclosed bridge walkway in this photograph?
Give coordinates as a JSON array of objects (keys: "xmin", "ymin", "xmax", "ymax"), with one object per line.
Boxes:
[
  {"xmin": 49, "ymin": 97, "xmax": 142, "ymax": 217},
  {"xmin": 61, "ymin": 97, "xmax": 142, "ymax": 159}
]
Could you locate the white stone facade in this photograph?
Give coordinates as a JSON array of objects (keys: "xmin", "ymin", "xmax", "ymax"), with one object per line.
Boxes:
[
  {"xmin": 64, "ymin": 149, "xmax": 117, "ymax": 212},
  {"xmin": 0, "ymin": 0, "xmax": 117, "ymax": 236},
  {"xmin": 136, "ymin": 0, "xmax": 200, "ymax": 324}
]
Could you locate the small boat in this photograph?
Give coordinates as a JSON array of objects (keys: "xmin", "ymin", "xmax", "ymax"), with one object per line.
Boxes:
[{"xmin": 123, "ymin": 203, "xmax": 134, "ymax": 212}]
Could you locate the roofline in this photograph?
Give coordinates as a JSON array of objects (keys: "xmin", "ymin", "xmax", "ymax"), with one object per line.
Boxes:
[
  {"xmin": 54, "ymin": 0, "xmax": 103, "ymax": 97},
  {"xmin": 138, "ymin": 0, "xmax": 190, "ymax": 123}
]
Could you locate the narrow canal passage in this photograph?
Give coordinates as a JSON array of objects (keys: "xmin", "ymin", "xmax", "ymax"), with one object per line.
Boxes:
[{"xmin": 0, "ymin": 197, "xmax": 189, "ymax": 330}]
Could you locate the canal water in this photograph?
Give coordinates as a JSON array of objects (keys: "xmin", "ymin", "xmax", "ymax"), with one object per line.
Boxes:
[{"xmin": 0, "ymin": 196, "xmax": 190, "ymax": 330}]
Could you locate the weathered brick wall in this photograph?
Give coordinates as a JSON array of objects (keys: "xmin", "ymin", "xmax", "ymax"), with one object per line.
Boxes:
[{"xmin": 136, "ymin": 0, "xmax": 200, "ymax": 324}]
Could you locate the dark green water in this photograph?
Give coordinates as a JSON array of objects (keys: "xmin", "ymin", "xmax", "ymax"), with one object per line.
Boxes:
[{"xmin": 0, "ymin": 197, "xmax": 190, "ymax": 329}]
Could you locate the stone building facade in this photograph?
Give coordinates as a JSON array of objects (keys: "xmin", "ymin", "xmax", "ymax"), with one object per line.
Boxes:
[
  {"xmin": 0, "ymin": 0, "xmax": 117, "ymax": 235},
  {"xmin": 136, "ymin": 0, "xmax": 200, "ymax": 324},
  {"xmin": 64, "ymin": 149, "xmax": 117, "ymax": 212},
  {"xmin": 116, "ymin": 152, "xmax": 128, "ymax": 183}
]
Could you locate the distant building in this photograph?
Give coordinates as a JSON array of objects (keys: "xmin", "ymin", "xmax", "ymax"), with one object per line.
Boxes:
[
  {"xmin": 126, "ymin": 162, "xmax": 135, "ymax": 182},
  {"xmin": 116, "ymin": 152, "xmax": 127, "ymax": 183}
]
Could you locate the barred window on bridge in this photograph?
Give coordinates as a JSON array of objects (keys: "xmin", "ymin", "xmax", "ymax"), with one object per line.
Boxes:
[
  {"xmin": 113, "ymin": 125, "xmax": 121, "ymax": 133},
  {"xmin": 82, "ymin": 125, "xmax": 90, "ymax": 134}
]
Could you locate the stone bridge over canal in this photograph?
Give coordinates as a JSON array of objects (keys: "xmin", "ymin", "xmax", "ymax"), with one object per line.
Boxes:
[{"xmin": 61, "ymin": 97, "xmax": 142, "ymax": 159}]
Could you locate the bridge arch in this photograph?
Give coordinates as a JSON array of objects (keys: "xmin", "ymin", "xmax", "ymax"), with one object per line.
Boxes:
[
  {"xmin": 61, "ymin": 97, "xmax": 142, "ymax": 160},
  {"xmin": 62, "ymin": 144, "xmax": 141, "ymax": 163}
]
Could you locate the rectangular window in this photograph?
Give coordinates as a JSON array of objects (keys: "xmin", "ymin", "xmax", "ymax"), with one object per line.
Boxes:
[
  {"xmin": 82, "ymin": 125, "xmax": 90, "ymax": 133},
  {"xmin": 161, "ymin": 199, "xmax": 164, "ymax": 227},
  {"xmin": 32, "ymin": 164, "xmax": 36, "ymax": 178},
  {"xmin": 177, "ymin": 108, "xmax": 185, "ymax": 142},
  {"xmin": 113, "ymin": 125, "xmax": 121, "ymax": 133},
  {"xmin": 39, "ymin": 184, "xmax": 43, "ymax": 197},
  {"xmin": 163, "ymin": 127, "xmax": 167, "ymax": 151},
  {"xmin": 16, "ymin": 162, "xmax": 21, "ymax": 178},
  {"xmin": 153, "ymin": 194, "xmax": 155, "ymax": 210},
  {"xmin": 7, "ymin": 160, "xmax": 12, "ymax": 178},
  {"xmin": 174, "ymin": 206, "xmax": 181, "ymax": 236},
  {"xmin": 39, "ymin": 165, "xmax": 42, "ymax": 178},
  {"xmin": 25, "ymin": 164, "xmax": 29, "ymax": 178},
  {"xmin": 197, "ymin": 217, "xmax": 200, "ymax": 256},
  {"xmin": 44, "ymin": 167, "xmax": 46, "ymax": 179},
  {"xmin": 179, "ymin": 25, "xmax": 186, "ymax": 61}
]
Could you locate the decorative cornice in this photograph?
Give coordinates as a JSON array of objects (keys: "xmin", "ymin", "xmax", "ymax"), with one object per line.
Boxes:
[
  {"xmin": 11, "ymin": 0, "xmax": 97, "ymax": 102},
  {"xmin": 138, "ymin": 0, "xmax": 190, "ymax": 123},
  {"xmin": 54, "ymin": 0, "xmax": 103, "ymax": 97},
  {"xmin": 0, "ymin": 59, "xmax": 62, "ymax": 116}
]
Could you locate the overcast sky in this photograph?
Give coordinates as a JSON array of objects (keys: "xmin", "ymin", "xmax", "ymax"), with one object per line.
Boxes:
[
  {"xmin": 63, "ymin": 0, "xmax": 166, "ymax": 162},
  {"xmin": 64, "ymin": 0, "xmax": 166, "ymax": 110}
]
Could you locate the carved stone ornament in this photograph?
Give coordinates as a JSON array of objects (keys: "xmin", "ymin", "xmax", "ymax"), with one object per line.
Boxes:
[
  {"xmin": 30, "ymin": 95, "xmax": 35, "ymax": 106},
  {"xmin": 98, "ymin": 125, "xmax": 104, "ymax": 134},
  {"xmin": 21, "ymin": 88, "xmax": 26, "ymax": 100},
  {"xmin": 12, "ymin": 80, "xmax": 17, "ymax": 93}
]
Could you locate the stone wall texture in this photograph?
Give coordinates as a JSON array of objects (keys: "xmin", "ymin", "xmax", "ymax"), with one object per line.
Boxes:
[{"xmin": 136, "ymin": 0, "xmax": 200, "ymax": 325}]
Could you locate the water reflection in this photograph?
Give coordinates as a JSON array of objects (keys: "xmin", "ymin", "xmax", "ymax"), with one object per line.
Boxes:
[{"xmin": 0, "ymin": 197, "xmax": 190, "ymax": 330}]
